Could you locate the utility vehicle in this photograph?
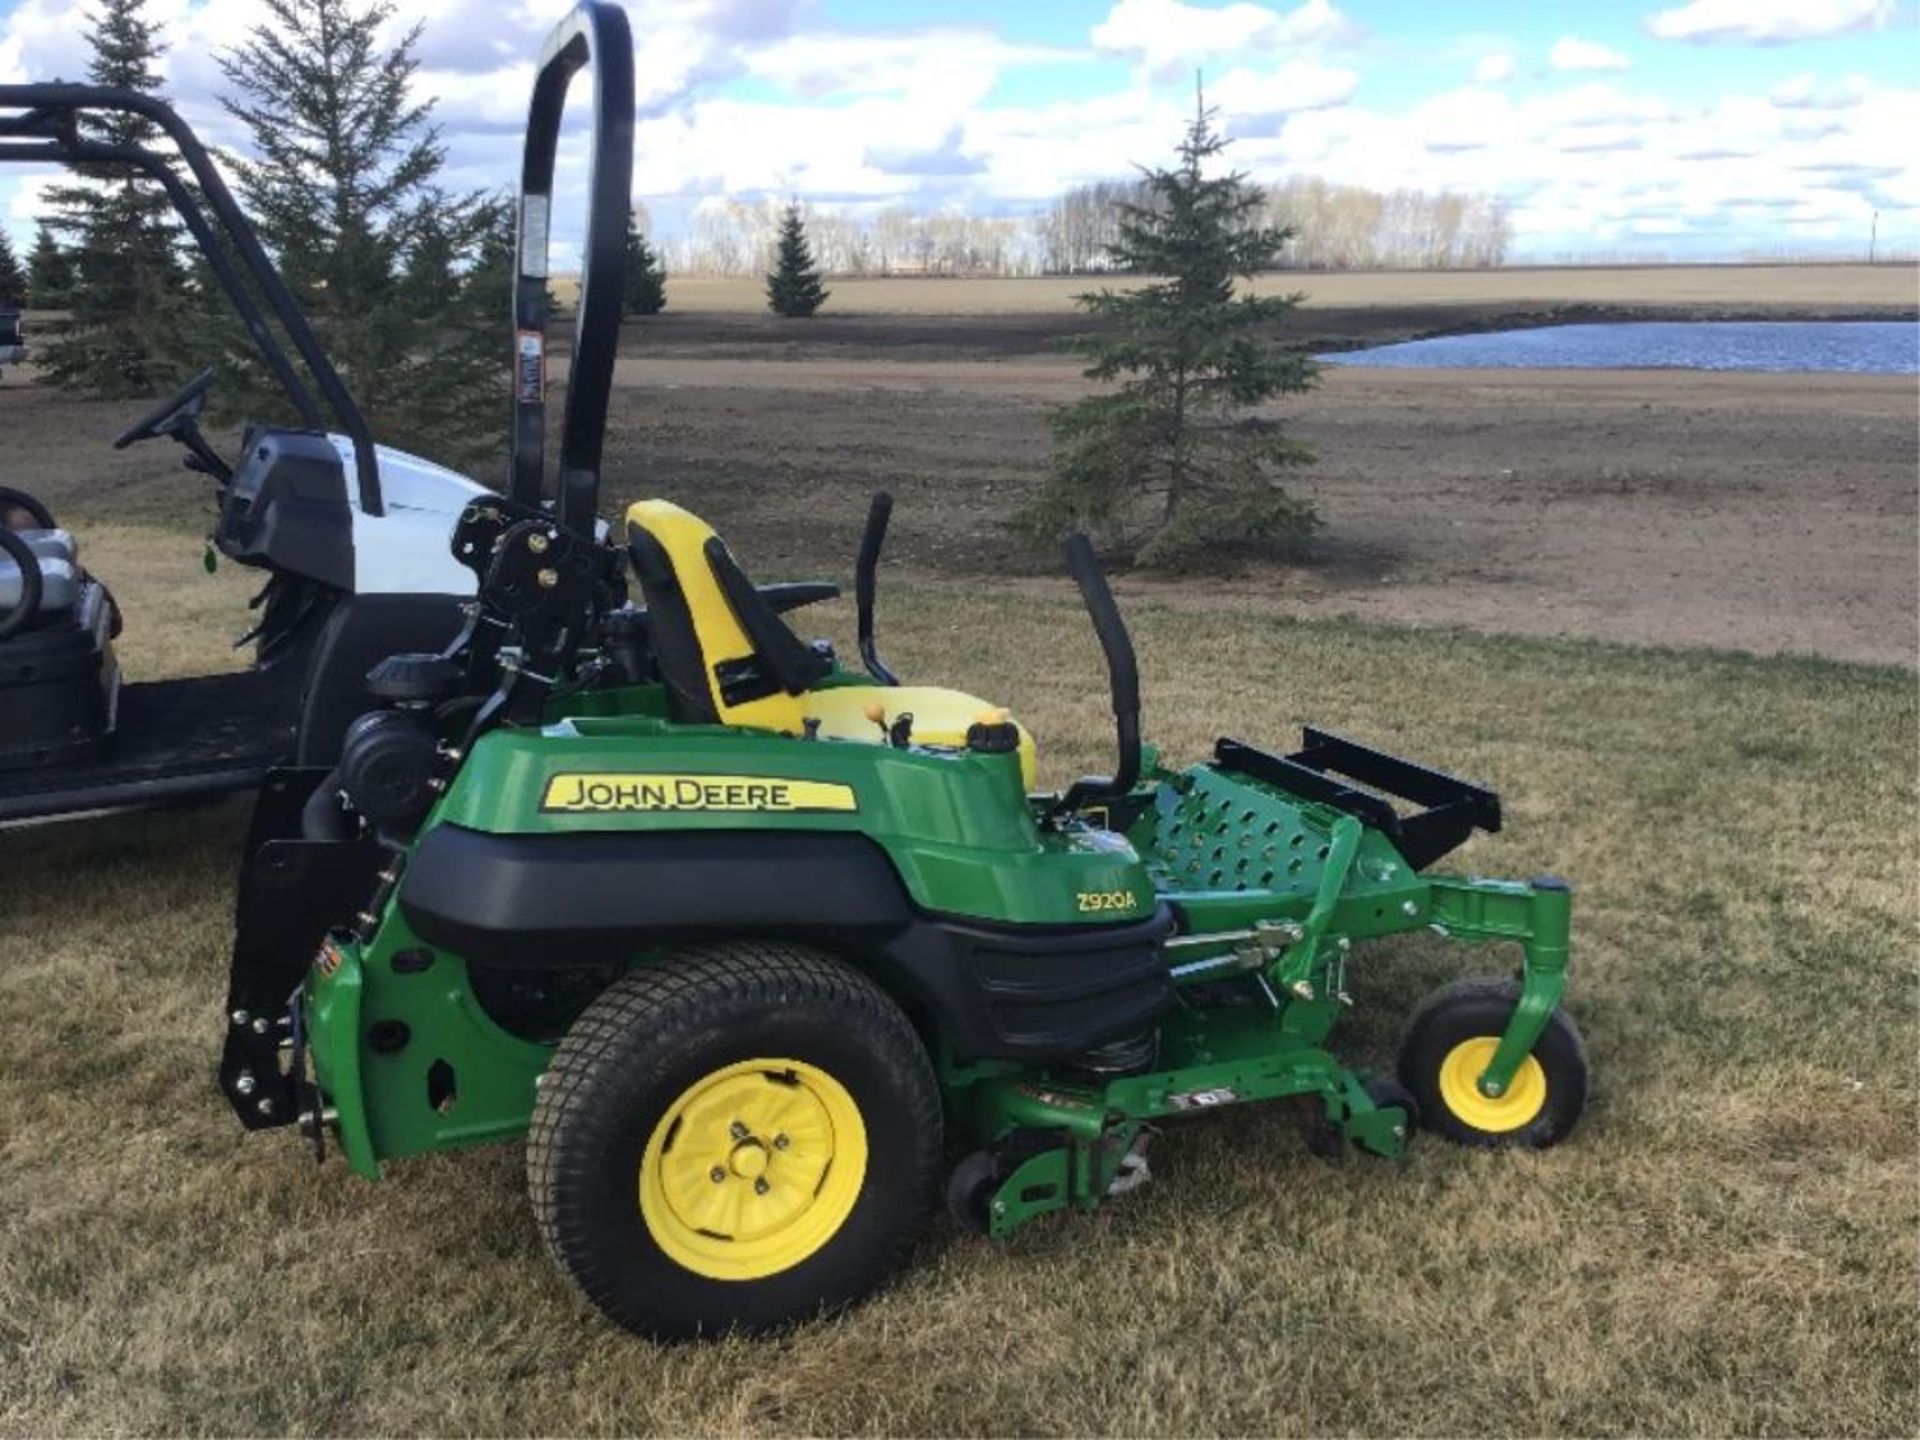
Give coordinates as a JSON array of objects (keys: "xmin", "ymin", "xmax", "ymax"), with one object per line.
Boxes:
[
  {"xmin": 220, "ymin": 1, "xmax": 1589, "ymax": 1341},
  {"xmin": 0, "ymin": 308, "xmax": 23, "ymax": 371},
  {"xmin": 0, "ymin": 85, "xmax": 482, "ymax": 822}
]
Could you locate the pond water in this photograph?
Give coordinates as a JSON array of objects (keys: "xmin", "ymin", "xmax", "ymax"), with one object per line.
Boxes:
[{"xmin": 1325, "ymin": 320, "xmax": 1917, "ymax": 374}]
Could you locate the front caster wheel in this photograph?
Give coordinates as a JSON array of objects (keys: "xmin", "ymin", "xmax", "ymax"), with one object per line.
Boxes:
[
  {"xmin": 1397, "ymin": 978, "xmax": 1588, "ymax": 1149},
  {"xmin": 527, "ymin": 941, "xmax": 943, "ymax": 1339},
  {"xmin": 945, "ymin": 1150, "xmax": 999, "ymax": 1235}
]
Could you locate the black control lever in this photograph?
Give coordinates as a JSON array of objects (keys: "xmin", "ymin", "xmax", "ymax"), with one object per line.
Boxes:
[
  {"xmin": 1048, "ymin": 533, "xmax": 1142, "ymax": 823},
  {"xmin": 855, "ymin": 490, "xmax": 899, "ymax": 686}
]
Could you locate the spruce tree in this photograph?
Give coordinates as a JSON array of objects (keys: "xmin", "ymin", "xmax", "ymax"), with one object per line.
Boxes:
[
  {"xmin": 215, "ymin": 0, "xmax": 505, "ymax": 467},
  {"xmin": 0, "ymin": 230, "xmax": 24, "ymax": 309},
  {"xmin": 765, "ymin": 204, "xmax": 828, "ymax": 317},
  {"xmin": 1022, "ymin": 93, "xmax": 1318, "ymax": 569},
  {"xmin": 39, "ymin": 0, "xmax": 186, "ymax": 396},
  {"xmin": 623, "ymin": 212, "xmax": 667, "ymax": 316},
  {"xmin": 26, "ymin": 223, "xmax": 74, "ymax": 310}
]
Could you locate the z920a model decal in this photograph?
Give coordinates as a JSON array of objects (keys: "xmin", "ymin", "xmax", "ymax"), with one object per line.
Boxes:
[{"xmin": 540, "ymin": 773, "xmax": 857, "ymax": 814}]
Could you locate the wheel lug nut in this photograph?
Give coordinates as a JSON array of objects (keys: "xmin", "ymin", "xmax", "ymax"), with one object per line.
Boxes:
[
  {"xmin": 729, "ymin": 1120, "xmax": 749, "ymax": 1141},
  {"xmin": 772, "ymin": 1133, "xmax": 789, "ymax": 1150},
  {"xmin": 709, "ymin": 1166, "xmax": 726, "ymax": 1183},
  {"xmin": 753, "ymin": 1178, "xmax": 770, "ymax": 1195}
]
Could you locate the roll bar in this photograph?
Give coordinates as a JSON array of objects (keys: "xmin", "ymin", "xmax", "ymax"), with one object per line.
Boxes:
[
  {"xmin": 0, "ymin": 86, "xmax": 387, "ymax": 515},
  {"xmin": 510, "ymin": 1, "xmax": 635, "ymax": 539}
]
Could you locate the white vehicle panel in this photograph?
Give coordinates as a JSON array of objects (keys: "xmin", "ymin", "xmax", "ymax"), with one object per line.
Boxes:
[{"xmin": 329, "ymin": 436, "xmax": 488, "ymax": 596}]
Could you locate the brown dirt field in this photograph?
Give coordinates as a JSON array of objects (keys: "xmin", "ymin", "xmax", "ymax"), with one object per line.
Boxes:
[
  {"xmin": 591, "ymin": 351, "xmax": 1915, "ymax": 666},
  {"xmin": 5, "ymin": 277, "xmax": 1914, "ymax": 666},
  {"xmin": 627, "ymin": 263, "xmax": 1920, "ymax": 316}
]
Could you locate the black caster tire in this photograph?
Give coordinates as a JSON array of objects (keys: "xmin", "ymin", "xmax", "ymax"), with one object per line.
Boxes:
[
  {"xmin": 1397, "ymin": 978, "xmax": 1587, "ymax": 1149},
  {"xmin": 527, "ymin": 941, "xmax": 943, "ymax": 1340},
  {"xmin": 945, "ymin": 1150, "xmax": 1002, "ymax": 1235},
  {"xmin": 1361, "ymin": 1075, "xmax": 1421, "ymax": 1155}
]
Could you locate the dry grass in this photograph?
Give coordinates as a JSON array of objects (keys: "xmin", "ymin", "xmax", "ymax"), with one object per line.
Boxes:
[
  {"xmin": 2, "ymin": 533, "xmax": 1915, "ymax": 1436},
  {"xmin": 628, "ymin": 264, "xmax": 1917, "ymax": 316}
]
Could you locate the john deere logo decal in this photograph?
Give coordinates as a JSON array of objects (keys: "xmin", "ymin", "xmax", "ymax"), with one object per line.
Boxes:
[{"xmin": 541, "ymin": 773, "xmax": 857, "ymax": 814}]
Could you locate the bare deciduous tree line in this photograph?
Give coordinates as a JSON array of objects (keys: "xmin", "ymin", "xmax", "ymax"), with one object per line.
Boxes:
[
  {"xmin": 1264, "ymin": 178, "xmax": 1512, "ymax": 270},
  {"xmin": 662, "ymin": 198, "xmax": 1028, "ymax": 278},
  {"xmin": 656, "ymin": 176, "xmax": 1512, "ymax": 277}
]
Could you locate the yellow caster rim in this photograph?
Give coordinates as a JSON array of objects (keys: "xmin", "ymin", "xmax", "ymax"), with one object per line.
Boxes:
[
  {"xmin": 1436, "ymin": 1037, "xmax": 1548, "ymax": 1134},
  {"xmin": 639, "ymin": 1057, "xmax": 867, "ymax": 1281}
]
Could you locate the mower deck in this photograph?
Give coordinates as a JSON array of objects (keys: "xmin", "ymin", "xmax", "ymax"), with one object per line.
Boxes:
[{"xmin": 0, "ymin": 669, "xmax": 296, "ymax": 823}]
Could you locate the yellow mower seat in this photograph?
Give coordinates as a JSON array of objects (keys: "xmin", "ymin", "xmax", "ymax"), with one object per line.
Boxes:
[{"xmin": 626, "ymin": 500, "xmax": 1037, "ymax": 787}]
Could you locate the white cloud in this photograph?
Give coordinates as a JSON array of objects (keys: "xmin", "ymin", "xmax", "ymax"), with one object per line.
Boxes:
[
  {"xmin": 1549, "ymin": 36, "xmax": 1633, "ymax": 72},
  {"xmin": 745, "ymin": 28, "xmax": 1076, "ymax": 105},
  {"xmin": 1769, "ymin": 71, "xmax": 1872, "ymax": 107},
  {"xmin": 1091, "ymin": 0, "xmax": 1357, "ymax": 79},
  {"xmin": 1472, "ymin": 52, "xmax": 1516, "ymax": 85},
  {"xmin": 1211, "ymin": 57, "xmax": 1361, "ymax": 121},
  {"xmin": 1646, "ymin": 0, "xmax": 1895, "ymax": 45}
]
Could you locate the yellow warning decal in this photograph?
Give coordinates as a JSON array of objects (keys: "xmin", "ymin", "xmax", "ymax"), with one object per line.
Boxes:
[{"xmin": 540, "ymin": 773, "xmax": 858, "ymax": 814}]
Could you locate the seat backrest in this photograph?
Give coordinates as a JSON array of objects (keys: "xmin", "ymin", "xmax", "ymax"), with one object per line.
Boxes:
[{"xmin": 625, "ymin": 500, "xmax": 828, "ymax": 728}]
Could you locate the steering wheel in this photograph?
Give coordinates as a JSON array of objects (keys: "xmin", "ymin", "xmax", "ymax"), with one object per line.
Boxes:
[{"xmin": 114, "ymin": 368, "xmax": 218, "ymax": 450}]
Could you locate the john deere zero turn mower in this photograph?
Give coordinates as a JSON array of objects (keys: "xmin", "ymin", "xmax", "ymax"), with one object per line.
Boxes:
[
  {"xmin": 0, "ymin": 84, "xmax": 483, "ymax": 822},
  {"xmin": 222, "ymin": 0, "xmax": 1588, "ymax": 1340}
]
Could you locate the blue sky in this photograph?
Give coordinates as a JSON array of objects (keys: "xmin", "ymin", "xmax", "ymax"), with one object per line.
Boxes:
[{"xmin": 3, "ymin": 0, "xmax": 1916, "ymax": 262}]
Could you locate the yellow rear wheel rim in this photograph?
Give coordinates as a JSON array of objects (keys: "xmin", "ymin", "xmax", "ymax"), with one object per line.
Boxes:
[
  {"xmin": 1436, "ymin": 1037, "xmax": 1548, "ymax": 1133},
  {"xmin": 639, "ymin": 1058, "xmax": 867, "ymax": 1282}
]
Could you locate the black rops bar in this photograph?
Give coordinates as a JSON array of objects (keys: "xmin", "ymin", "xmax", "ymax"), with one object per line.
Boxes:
[
  {"xmin": 0, "ymin": 85, "xmax": 386, "ymax": 515},
  {"xmin": 511, "ymin": 1, "xmax": 635, "ymax": 538}
]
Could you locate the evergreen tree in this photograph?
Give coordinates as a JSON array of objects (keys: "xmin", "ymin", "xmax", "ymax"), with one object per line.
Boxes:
[
  {"xmin": 765, "ymin": 204, "xmax": 828, "ymax": 317},
  {"xmin": 26, "ymin": 223, "xmax": 74, "ymax": 310},
  {"xmin": 39, "ymin": 0, "xmax": 186, "ymax": 396},
  {"xmin": 0, "ymin": 230, "xmax": 25, "ymax": 309},
  {"xmin": 623, "ymin": 212, "xmax": 667, "ymax": 316},
  {"xmin": 215, "ymin": 0, "xmax": 505, "ymax": 467},
  {"xmin": 1021, "ymin": 93, "xmax": 1318, "ymax": 569}
]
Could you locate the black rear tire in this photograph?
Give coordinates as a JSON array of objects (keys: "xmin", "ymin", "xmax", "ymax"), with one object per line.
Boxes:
[{"xmin": 527, "ymin": 941, "xmax": 942, "ymax": 1339}]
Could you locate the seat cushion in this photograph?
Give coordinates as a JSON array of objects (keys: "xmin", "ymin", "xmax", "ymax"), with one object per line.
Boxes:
[{"xmin": 624, "ymin": 499, "xmax": 1037, "ymax": 787}]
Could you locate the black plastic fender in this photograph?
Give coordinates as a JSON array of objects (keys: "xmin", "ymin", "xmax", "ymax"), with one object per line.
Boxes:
[{"xmin": 395, "ymin": 824, "xmax": 1174, "ymax": 1062}]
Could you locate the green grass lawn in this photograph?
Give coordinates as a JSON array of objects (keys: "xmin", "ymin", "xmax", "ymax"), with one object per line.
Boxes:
[{"xmin": 1, "ymin": 546, "xmax": 1914, "ymax": 1436}]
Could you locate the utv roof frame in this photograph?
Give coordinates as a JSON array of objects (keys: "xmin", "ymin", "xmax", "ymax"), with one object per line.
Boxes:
[{"xmin": 0, "ymin": 84, "xmax": 388, "ymax": 515}]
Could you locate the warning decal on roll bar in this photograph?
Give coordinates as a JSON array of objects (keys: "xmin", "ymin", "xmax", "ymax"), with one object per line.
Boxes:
[{"xmin": 515, "ymin": 330, "xmax": 544, "ymax": 403}]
